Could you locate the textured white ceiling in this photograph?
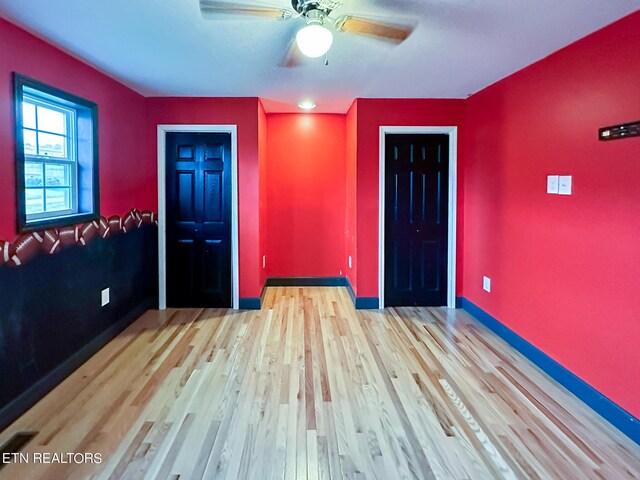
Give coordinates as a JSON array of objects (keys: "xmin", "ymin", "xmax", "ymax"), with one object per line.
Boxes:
[{"xmin": 0, "ymin": 0, "xmax": 637, "ymax": 112}]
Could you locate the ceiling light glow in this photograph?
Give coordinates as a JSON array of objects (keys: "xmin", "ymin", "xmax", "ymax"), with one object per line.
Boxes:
[
  {"xmin": 298, "ymin": 100, "xmax": 317, "ymax": 110},
  {"xmin": 296, "ymin": 24, "xmax": 333, "ymax": 58}
]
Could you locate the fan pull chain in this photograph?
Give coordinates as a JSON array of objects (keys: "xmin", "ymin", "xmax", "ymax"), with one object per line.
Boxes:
[{"xmin": 324, "ymin": 52, "xmax": 329, "ymax": 66}]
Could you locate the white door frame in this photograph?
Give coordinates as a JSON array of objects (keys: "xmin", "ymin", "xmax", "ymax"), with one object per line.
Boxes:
[
  {"xmin": 378, "ymin": 126, "xmax": 458, "ymax": 309},
  {"xmin": 157, "ymin": 124, "xmax": 239, "ymax": 310}
]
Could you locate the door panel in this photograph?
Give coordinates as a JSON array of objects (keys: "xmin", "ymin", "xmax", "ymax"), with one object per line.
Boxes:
[
  {"xmin": 175, "ymin": 239, "xmax": 196, "ymax": 294},
  {"xmin": 419, "ymin": 241, "xmax": 440, "ymax": 291},
  {"xmin": 203, "ymin": 171, "xmax": 223, "ymax": 223},
  {"xmin": 177, "ymin": 172, "xmax": 196, "ymax": 221},
  {"xmin": 166, "ymin": 132, "xmax": 232, "ymax": 307},
  {"xmin": 178, "ymin": 144, "xmax": 195, "ymax": 159},
  {"xmin": 202, "ymin": 239, "xmax": 223, "ymax": 295},
  {"xmin": 385, "ymin": 134, "xmax": 449, "ymax": 306},
  {"xmin": 392, "ymin": 240, "xmax": 412, "ymax": 291}
]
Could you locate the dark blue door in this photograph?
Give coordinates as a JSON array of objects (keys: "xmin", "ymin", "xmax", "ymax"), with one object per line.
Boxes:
[
  {"xmin": 384, "ymin": 134, "xmax": 449, "ymax": 306},
  {"xmin": 166, "ymin": 132, "xmax": 231, "ymax": 307}
]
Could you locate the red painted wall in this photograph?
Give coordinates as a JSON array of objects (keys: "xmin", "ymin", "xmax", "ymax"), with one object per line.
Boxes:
[
  {"xmin": 145, "ymin": 97, "xmax": 263, "ymax": 298},
  {"xmin": 345, "ymin": 102, "xmax": 358, "ymax": 290},
  {"xmin": 0, "ymin": 18, "xmax": 153, "ymax": 240},
  {"xmin": 354, "ymin": 99, "xmax": 466, "ymax": 297},
  {"xmin": 266, "ymin": 114, "xmax": 346, "ymax": 278},
  {"xmin": 462, "ymin": 11, "xmax": 640, "ymax": 418},
  {"xmin": 258, "ymin": 101, "xmax": 268, "ymax": 286}
]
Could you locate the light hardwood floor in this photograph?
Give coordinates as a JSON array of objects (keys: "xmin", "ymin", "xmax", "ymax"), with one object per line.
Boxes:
[{"xmin": 1, "ymin": 287, "xmax": 639, "ymax": 479}]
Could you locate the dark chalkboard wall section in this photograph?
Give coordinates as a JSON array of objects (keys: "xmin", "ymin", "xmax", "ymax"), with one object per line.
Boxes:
[{"xmin": 0, "ymin": 225, "xmax": 158, "ymax": 431}]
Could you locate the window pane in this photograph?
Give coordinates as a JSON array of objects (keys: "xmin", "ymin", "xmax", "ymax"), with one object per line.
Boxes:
[
  {"xmin": 23, "ymin": 102, "xmax": 36, "ymax": 129},
  {"xmin": 38, "ymin": 132, "xmax": 67, "ymax": 158},
  {"xmin": 23, "ymin": 129, "xmax": 37, "ymax": 155},
  {"xmin": 25, "ymin": 162, "xmax": 44, "ymax": 187},
  {"xmin": 45, "ymin": 188, "xmax": 71, "ymax": 212},
  {"xmin": 37, "ymin": 105, "xmax": 66, "ymax": 134},
  {"xmin": 25, "ymin": 189, "xmax": 44, "ymax": 214},
  {"xmin": 45, "ymin": 163, "xmax": 70, "ymax": 187}
]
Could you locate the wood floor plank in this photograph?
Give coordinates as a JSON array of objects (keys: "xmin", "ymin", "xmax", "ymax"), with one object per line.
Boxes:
[{"xmin": 1, "ymin": 287, "xmax": 638, "ymax": 479}]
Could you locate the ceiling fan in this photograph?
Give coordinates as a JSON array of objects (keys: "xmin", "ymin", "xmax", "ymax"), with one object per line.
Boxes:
[{"xmin": 199, "ymin": 0, "xmax": 416, "ymax": 66}]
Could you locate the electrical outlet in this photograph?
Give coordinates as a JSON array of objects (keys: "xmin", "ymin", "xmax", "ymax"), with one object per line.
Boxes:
[
  {"xmin": 483, "ymin": 276, "xmax": 491, "ymax": 293},
  {"xmin": 547, "ymin": 175, "xmax": 559, "ymax": 194},
  {"xmin": 262, "ymin": 255, "xmax": 266, "ymax": 268},
  {"xmin": 348, "ymin": 255, "xmax": 352, "ymax": 269},
  {"xmin": 101, "ymin": 288, "xmax": 110, "ymax": 307}
]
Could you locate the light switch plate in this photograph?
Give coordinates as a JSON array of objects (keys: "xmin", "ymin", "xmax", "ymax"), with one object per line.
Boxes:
[
  {"xmin": 483, "ymin": 276, "xmax": 491, "ymax": 292},
  {"xmin": 101, "ymin": 288, "xmax": 110, "ymax": 307},
  {"xmin": 348, "ymin": 255, "xmax": 352, "ymax": 269},
  {"xmin": 559, "ymin": 175, "xmax": 572, "ymax": 195},
  {"xmin": 547, "ymin": 175, "xmax": 559, "ymax": 194}
]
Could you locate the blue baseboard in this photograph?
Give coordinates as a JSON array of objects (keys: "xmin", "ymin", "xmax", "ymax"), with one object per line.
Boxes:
[
  {"xmin": 265, "ymin": 277, "xmax": 349, "ymax": 287},
  {"xmin": 457, "ymin": 296, "xmax": 640, "ymax": 446},
  {"xmin": 239, "ymin": 297, "xmax": 261, "ymax": 310},
  {"xmin": 346, "ymin": 282, "xmax": 356, "ymax": 303},
  {"xmin": 345, "ymin": 281, "xmax": 379, "ymax": 310},
  {"xmin": 355, "ymin": 297, "xmax": 380, "ymax": 309}
]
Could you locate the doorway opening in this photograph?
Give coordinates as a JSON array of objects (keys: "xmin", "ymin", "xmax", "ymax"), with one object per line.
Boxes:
[
  {"xmin": 378, "ymin": 126, "xmax": 457, "ymax": 308},
  {"xmin": 157, "ymin": 125, "xmax": 239, "ymax": 309}
]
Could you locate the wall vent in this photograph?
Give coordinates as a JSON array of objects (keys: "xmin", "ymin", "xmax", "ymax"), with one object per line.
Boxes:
[{"xmin": 0, "ymin": 431, "xmax": 37, "ymax": 470}]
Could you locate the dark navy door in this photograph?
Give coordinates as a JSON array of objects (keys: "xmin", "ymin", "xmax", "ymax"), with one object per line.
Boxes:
[
  {"xmin": 384, "ymin": 134, "xmax": 449, "ymax": 306},
  {"xmin": 166, "ymin": 132, "xmax": 232, "ymax": 307}
]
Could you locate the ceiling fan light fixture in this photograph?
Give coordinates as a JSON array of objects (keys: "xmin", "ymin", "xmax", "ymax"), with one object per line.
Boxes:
[{"xmin": 296, "ymin": 23, "xmax": 333, "ymax": 58}]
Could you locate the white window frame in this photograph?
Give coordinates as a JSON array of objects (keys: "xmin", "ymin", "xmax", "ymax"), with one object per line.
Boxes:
[
  {"xmin": 14, "ymin": 73, "xmax": 100, "ymax": 234},
  {"xmin": 22, "ymin": 95, "xmax": 79, "ymax": 223}
]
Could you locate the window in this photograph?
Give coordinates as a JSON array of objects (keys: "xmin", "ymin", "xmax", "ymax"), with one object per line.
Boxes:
[
  {"xmin": 23, "ymin": 98, "xmax": 76, "ymax": 218},
  {"xmin": 14, "ymin": 74, "xmax": 99, "ymax": 232}
]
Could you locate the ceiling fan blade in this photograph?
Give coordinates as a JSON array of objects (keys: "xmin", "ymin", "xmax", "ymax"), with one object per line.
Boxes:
[
  {"xmin": 335, "ymin": 15, "xmax": 415, "ymax": 43},
  {"xmin": 280, "ymin": 39, "xmax": 304, "ymax": 67},
  {"xmin": 200, "ymin": 0, "xmax": 293, "ymax": 20}
]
